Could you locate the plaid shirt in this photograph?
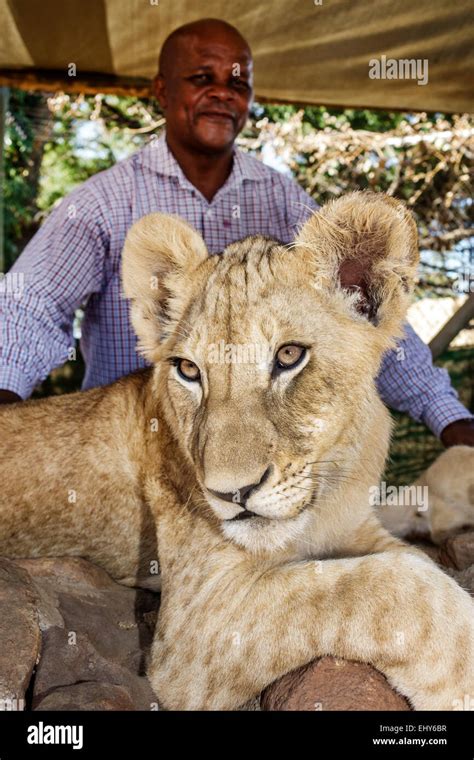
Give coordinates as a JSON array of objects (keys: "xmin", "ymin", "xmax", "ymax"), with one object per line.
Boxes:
[{"xmin": 0, "ymin": 134, "xmax": 471, "ymax": 436}]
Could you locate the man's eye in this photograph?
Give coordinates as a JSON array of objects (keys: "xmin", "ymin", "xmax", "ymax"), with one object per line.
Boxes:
[
  {"xmin": 275, "ymin": 345, "xmax": 306, "ymax": 371},
  {"xmin": 175, "ymin": 358, "xmax": 201, "ymax": 382},
  {"xmin": 188, "ymin": 74, "xmax": 210, "ymax": 85},
  {"xmin": 232, "ymin": 78, "xmax": 250, "ymax": 91}
]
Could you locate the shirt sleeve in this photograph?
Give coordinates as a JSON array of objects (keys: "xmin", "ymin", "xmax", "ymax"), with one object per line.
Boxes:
[
  {"xmin": 377, "ymin": 321, "xmax": 473, "ymax": 438},
  {"xmin": 0, "ymin": 183, "xmax": 109, "ymax": 399}
]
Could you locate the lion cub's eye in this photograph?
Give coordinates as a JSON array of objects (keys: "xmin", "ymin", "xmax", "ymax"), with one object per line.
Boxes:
[
  {"xmin": 275, "ymin": 344, "xmax": 306, "ymax": 371},
  {"xmin": 176, "ymin": 359, "xmax": 201, "ymax": 382}
]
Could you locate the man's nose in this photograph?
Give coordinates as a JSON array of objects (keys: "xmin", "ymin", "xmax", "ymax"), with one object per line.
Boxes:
[
  {"xmin": 207, "ymin": 83, "xmax": 235, "ymax": 101},
  {"xmin": 207, "ymin": 466, "xmax": 272, "ymax": 505}
]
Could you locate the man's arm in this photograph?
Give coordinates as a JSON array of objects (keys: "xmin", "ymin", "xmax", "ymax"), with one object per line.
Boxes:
[
  {"xmin": 0, "ymin": 390, "xmax": 21, "ymax": 405},
  {"xmin": 439, "ymin": 418, "xmax": 474, "ymax": 447},
  {"xmin": 377, "ymin": 322, "xmax": 474, "ymax": 447},
  {"xmin": 0, "ymin": 388, "xmax": 22, "ymax": 404},
  {"xmin": 0, "ymin": 184, "xmax": 109, "ymax": 402}
]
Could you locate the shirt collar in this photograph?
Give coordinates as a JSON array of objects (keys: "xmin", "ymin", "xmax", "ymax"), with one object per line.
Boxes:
[{"xmin": 137, "ymin": 132, "xmax": 267, "ymax": 189}]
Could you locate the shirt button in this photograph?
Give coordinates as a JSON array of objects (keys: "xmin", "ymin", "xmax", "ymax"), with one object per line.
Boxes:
[{"xmin": 206, "ymin": 209, "xmax": 214, "ymax": 218}]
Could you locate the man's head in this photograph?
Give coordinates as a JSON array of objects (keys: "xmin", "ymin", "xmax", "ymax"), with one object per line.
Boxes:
[{"xmin": 153, "ymin": 18, "xmax": 253, "ymax": 155}]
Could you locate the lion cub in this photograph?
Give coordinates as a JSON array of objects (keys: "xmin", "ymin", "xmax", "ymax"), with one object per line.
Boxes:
[{"xmin": 1, "ymin": 193, "xmax": 473, "ymax": 710}]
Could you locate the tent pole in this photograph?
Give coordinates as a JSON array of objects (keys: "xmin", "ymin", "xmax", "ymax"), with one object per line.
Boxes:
[{"xmin": 429, "ymin": 294, "xmax": 474, "ymax": 360}]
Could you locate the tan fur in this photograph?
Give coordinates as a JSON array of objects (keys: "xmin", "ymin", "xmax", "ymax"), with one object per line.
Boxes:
[
  {"xmin": 1, "ymin": 192, "xmax": 473, "ymax": 710},
  {"xmin": 380, "ymin": 446, "xmax": 474, "ymax": 544}
]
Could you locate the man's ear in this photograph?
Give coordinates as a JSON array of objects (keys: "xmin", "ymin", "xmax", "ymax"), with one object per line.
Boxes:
[
  {"xmin": 294, "ymin": 192, "xmax": 419, "ymax": 333},
  {"xmin": 152, "ymin": 74, "xmax": 167, "ymax": 109},
  {"xmin": 121, "ymin": 213, "xmax": 208, "ymax": 360}
]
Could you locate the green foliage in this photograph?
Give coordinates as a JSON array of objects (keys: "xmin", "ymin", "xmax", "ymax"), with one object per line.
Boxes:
[
  {"xmin": 3, "ymin": 90, "xmax": 44, "ymax": 269},
  {"xmin": 3, "ymin": 91, "xmax": 164, "ymax": 265},
  {"xmin": 255, "ymin": 103, "xmax": 407, "ymax": 132},
  {"xmin": 38, "ymin": 122, "xmax": 113, "ymax": 210},
  {"xmin": 37, "ymin": 93, "xmax": 162, "ymax": 211}
]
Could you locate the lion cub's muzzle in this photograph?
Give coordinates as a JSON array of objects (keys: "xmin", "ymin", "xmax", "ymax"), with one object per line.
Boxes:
[
  {"xmin": 203, "ymin": 462, "xmax": 315, "ymax": 524},
  {"xmin": 207, "ymin": 465, "xmax": 272, "ymax": 521}
]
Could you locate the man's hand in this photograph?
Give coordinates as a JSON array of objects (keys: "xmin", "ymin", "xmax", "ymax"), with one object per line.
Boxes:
[
  {"xmin": 0, "ymin": 389, "xmax": 21, "ymax": 405},
  {"xmin": 441, "ymin": 419, "xmax": 474, "ymax": 448}
]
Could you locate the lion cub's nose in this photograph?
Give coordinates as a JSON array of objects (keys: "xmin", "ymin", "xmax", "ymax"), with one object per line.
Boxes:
[{"xmin": 207, "ymin": 466, "xmax": 272, "ymax": 505}]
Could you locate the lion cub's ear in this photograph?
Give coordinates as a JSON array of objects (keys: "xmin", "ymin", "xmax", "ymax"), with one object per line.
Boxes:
[
  {"xmin": 295, "ymin": 192, "xmax": 419, "ymax": 333},
  {"xmin": 121, "ymin": 213, "xmax": 208, "ymax": 359}
]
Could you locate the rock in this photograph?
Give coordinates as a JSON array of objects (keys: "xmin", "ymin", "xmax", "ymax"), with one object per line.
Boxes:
[
  {"xmin": 261, "ymin": 657, "xmax": 410, "ymax": 711},
  {"xmin": 0, "ymin": 559, "xmax": 41, "ymax": 710},
  {"xmin": 438, "ymin": 531, "xmax": 474, "ymax": 571},
  {"xmin": 15, "ymin": 556, "xmax": 118, "ymax": 590},
  {"xmin": 12, "ymin": 557, "xmax": 160, "ymax": 711},
  {"xmin": 13, "ymin": 557, "xmax": 117, "ymax": 632},
  {"xmin": 34, "ymin": 682, "xmax": 137, "ymax": 711},
  {"xmin": 31, "ymin": 626, "xmax": 158, "ymax": 710}
]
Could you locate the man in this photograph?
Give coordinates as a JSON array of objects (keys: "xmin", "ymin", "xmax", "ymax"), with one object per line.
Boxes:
[{"xmin": 0, "ymin": 18, "xmax": 472, "ymax": 446}]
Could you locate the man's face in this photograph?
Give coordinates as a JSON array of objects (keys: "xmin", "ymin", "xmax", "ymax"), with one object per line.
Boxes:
[{"xmin": 154, "ymin": 30, "xmax": 253, "ymax": 154}]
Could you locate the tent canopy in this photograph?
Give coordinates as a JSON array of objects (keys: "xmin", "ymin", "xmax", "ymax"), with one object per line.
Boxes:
[{"xmin": 0, "ymin": 0, "xmax": 473, "ymax": 112}]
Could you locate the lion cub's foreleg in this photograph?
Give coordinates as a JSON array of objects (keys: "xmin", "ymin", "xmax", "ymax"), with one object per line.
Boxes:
[{"xmin": 150, "ymin": 545, "xmax": 474, "ymax": 710}]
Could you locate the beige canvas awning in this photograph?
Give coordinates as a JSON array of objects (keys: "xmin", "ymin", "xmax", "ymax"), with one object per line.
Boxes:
[{"xmin": 0, "ymin": 0, "xmax": 472, "ymax": 112}]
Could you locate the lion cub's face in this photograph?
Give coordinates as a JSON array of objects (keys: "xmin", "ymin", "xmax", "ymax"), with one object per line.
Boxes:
[
  {"xmin": 160, "ymin": 238, "xmax": 380, "ymax": 551},
  {"xmin": 122, "ymin": 193, "xmax": 418, "ymax": 553}
]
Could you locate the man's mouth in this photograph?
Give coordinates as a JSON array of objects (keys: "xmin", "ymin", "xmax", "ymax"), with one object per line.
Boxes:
[{"xmin": 198, "ymin": 111, "xmax": 235, "ymax": 123}]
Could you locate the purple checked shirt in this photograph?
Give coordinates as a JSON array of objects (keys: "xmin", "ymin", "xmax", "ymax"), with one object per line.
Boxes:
[{"xmin": 0, "ymin": 134, "xmax": 471, "ymax": 437}]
